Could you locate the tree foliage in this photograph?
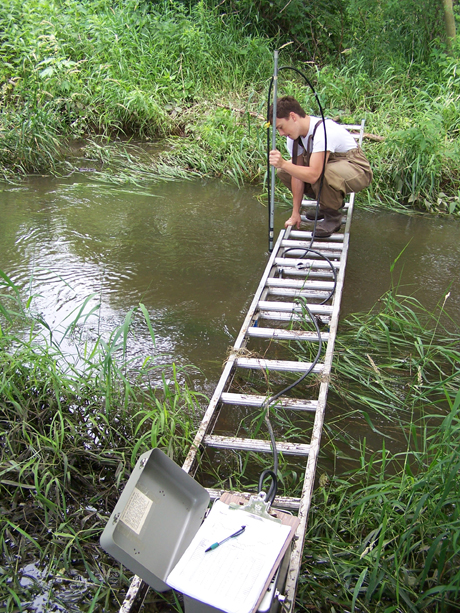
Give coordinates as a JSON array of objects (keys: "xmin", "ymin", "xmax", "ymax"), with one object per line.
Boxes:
[{"xmin": 194, "ymin": 0, "xmax": 455, "ymax": 69}]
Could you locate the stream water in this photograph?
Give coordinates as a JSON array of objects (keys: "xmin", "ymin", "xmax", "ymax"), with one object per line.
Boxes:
[
  {"xmin": 2, "ymin": 174, "xmax": 460, "ymax": 469},
  {"xmin": 1, "ymin": 174, "xmax": 460, "ymax": 611},
  {"xmin": 2, "ymin": 175, "xmax": 459, "ymax": 393}
]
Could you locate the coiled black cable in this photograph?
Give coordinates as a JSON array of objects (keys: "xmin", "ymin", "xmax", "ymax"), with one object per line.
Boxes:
[{"xmin": 257, "ymin": 283, "xmax": 325, "ymax": 505}]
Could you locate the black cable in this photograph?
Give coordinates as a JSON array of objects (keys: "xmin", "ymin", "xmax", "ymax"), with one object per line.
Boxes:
[
  {"xmin": 282, "ymin": 246, "xmax": 338, "ymax": 304},
  {"xmin": 259, "ymin": 60, "xmax": 335, "ymax": 506},
  {"xmin": 266, "ymin": 65, "xmax": 328, "ymax": 247},
  {"xmin": 258, "ymin": 469, "xmax": 278, "ymax": 505},
  {"xmin": 257, "ymin": 290, "xmax": 324, "ymax": 501}
]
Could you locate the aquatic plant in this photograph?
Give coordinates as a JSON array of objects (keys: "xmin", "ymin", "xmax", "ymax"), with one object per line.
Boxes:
[
  {"xmin": 0, "ymin": 270, "xmax": 205, "ymax": 611},
  {"xmin": 295, "ymin": 290, "xmax": 460, "ymax": 611}
]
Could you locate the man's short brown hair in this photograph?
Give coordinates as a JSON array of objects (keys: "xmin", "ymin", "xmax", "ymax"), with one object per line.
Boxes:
[{"xmin": 268, "ymin": 96, "xmax": 307, "ymax": 123}]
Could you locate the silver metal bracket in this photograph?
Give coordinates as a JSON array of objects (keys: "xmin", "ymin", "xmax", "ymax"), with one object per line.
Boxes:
[{"xmin": 228, "ymin": 491, "xmax": 281, "ymax": 523}]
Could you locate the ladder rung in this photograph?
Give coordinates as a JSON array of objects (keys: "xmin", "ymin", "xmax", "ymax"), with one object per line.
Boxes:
[
  {"xmin": 288, "ymin": 230, "xmax": 344, "ymax": 242},
  {"xmin": 282, "ymin": 239, "xmax": 344, "ymax": 252},
  {"xmin": 258, "ymin": 301, "xmax": 333, "ymax": 315},
  {"xmin": 206, "ymin": 488, "xmax": 302, "ymax": 510},
  {"xmin": 275, "ymin": 258, "xmax": 340, "ymax": 270},
  {"xmin": 258, "ymin": 311, "xmax": 331, "ymax": 323},
  {"xmin": 268, "ymin": 288, "xmax": 331, "ymax": 300},
  {"xmin": 266, "ymin": 278, "xmax": 335, "ymax": 290},
  {"xmin": 277, "ymin": 269, "xmax": 335, "ymax": 279},
  {"xmin": 301, "ymin": 200, "xmax": 350, "ymax": 209},
  {"xmin": 280, "ymin": 250, "xmax": 342, "ymax": 261},
  {"xmin": 281, "ymin": 247, "xmax": 343, "ymax": 260},
  {"xmin": 247, "ymin": 327, "xmax": 328, "ymax": 342},
  {"xmin": 235, "ymin": 358, "xmax": 324, "ymax": 373},
  {"xmin": 221, "ymin": 392, "xmax": 318, "ymax": 412},
  {"xmin": 299, "ymin": 220, "xmax": 345, "ymax": 234},
  {"xmin": 204, "ymin": 435, "xmax": 311, "ymax": 456}
]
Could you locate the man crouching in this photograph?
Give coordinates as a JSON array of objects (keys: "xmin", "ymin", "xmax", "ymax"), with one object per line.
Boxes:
[{"xmin": 269, "ymin": 96, "xmax": 372, "ymax": 238}]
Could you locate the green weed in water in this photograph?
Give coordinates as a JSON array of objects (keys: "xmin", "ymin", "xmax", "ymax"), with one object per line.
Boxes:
[
  {"xmin": 295, "ymin": 291, "xmax": 460, "ymax": 612},
  {"xmin": 0, "ymin": 269, "xmax": 206, "ymax": 611}
]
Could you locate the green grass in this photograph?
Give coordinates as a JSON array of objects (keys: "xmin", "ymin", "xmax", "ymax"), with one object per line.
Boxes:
[
  {"xmin": 298, "ymin": 392, "xmax": 460, "ymax": 612},
  {"xmin": 1, "ymin": 0, "xmax": 460, "ymax": 212},
  {"xmin": 0, "ymin": 269, "xmax": 206, "ymax": 611},
  {"xmin": 294, "ymin": 290, "xmax": 460, "ymax": 612},
  {"xmin": 2, "ymin": 268, "xmax": 460, "ymax": 611}
]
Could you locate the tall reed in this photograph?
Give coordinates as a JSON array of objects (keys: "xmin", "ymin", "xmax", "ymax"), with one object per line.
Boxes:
[
  {"xmin": 0, "ymin": 269, "xmax": 205, "ymax": 611},
  {"xmin": 295, "ymin": 290, "xmax": 460, "ymax": 612}
]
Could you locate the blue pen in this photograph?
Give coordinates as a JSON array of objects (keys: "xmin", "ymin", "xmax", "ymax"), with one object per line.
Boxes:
[{"xmin": 205, "ymin": 525, "xmax": 246, "ymax": 552}]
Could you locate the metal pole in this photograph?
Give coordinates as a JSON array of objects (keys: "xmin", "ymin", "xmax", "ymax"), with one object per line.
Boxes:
[{"xmin": 269, "ymin": 50, "xmax": 278, "ymax": 253}]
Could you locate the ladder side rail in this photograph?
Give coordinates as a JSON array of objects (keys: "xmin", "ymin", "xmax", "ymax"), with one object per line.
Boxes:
[
  {"xmin": 118, "ymin": 232, "xmax": 287, "ymax": 613},
  {"xmin": 118, "ymin": 120, "xmax": 365, "ymax": 613},
  {"xmin": 181, "ymin": 230, "xmax": 285, "ymax": 475},
  {"xmin": 284, "ymin": 184, "xmax": 356, "ymax": 610}
]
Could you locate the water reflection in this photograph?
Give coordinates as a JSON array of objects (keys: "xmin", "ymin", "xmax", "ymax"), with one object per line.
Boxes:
[
  {"xmin": 0, "ymin": 177, "xmax": 285, "ymax": 395},
  {"xmin": 343, "ymin": 209, "xmax": 460, "ymax": 318},
  {"xmin": 1, "ymin": 179, "xmax": 460, "ymax": 396}
]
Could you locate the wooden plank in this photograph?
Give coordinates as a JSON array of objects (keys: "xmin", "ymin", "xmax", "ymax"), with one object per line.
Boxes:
[
  {"xmin": 221, "ymin": 392, "xmax": 318, "ymax": 411},
  {"xmin": 204, "ymin": 435, "xmax": 311, "ymax": 456}
]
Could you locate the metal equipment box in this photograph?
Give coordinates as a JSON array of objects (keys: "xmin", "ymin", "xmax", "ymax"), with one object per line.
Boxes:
[{"xmin": 100, "ymin": 448, "xmax": 210, "ymax": 592}]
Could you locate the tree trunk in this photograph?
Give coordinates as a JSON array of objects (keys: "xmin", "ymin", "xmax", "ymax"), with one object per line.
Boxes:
[{"xmin": 442, "ymin": 0, "xmax": 456, "ymax": 52}]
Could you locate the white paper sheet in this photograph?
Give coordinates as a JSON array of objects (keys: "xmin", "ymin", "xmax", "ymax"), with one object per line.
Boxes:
[{"xmin": 166, "ymin": 500, "xmax": 291, "ymax": 613}]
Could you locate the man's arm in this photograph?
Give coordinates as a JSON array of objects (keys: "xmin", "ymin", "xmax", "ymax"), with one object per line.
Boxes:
[
  {"xmin": 269, "ymin": 149, "xmax": 329, "ymax": 184},
  {"xmin": 269, "ymin": 149, "xmax": 329, "ymax": 229},
  {"xmin": 285, "ymin": 156, "xmax": 305, "ymax": 230}
]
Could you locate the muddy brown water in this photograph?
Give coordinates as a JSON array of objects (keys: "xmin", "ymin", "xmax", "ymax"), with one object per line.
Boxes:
[{"xmin": 1, "ymin": 174, "xmax": 459, "ymax": 455}]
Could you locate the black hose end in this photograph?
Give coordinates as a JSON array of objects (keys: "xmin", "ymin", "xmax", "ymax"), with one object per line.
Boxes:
[{"xmin": 258, "ymin": 469, "xmax": 278, "ymax": 505}]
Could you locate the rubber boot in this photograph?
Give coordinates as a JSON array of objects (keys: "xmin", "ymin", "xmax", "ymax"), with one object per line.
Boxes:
[
  {"xmin": 305, "ymin": 207, "xmax": 324, "ymax": 220},
  {"xmin": 313, "ymin": 208, "xmax": 343, "ymax": 238}
]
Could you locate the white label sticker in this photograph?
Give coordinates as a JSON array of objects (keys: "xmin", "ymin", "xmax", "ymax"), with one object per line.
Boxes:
[{"xmin": 120, "ymin": 488, "xmax": 153, "ymax": 535}]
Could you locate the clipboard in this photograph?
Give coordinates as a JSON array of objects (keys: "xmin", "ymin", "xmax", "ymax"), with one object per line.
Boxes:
[
  {"xmin": 166, "ymin": 494, "xmax": 299, "ymax": 613},
  {"xmin": 219, "ymin": 493, "xmax": 299, "ymax": 613}
]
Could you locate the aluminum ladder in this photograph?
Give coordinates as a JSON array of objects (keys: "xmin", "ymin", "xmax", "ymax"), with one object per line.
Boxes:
[{"xmin": 120, "ymin": 121, "xmax": 365, "ymax": 613}]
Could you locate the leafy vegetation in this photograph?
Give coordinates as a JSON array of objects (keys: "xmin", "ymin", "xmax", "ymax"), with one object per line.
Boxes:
[
  {"xmin": 1, "ymin": 0, "xmax": 460, "ymax": 211},
  {"xmin": 0, "ymin": 269, "xmax": 205, "ymax": 611},
  {"xmin": 1, "ymin": 0, "xmax": 460, "ymax": 610},
  {"xmin": 295, "ymin": 291, "xmax": 460, "ymax": 611}
]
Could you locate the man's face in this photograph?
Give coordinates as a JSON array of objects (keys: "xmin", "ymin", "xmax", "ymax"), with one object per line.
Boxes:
[{"xmin": 275, "ymin": 112, "xmax": 299, "ymax": 139}]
